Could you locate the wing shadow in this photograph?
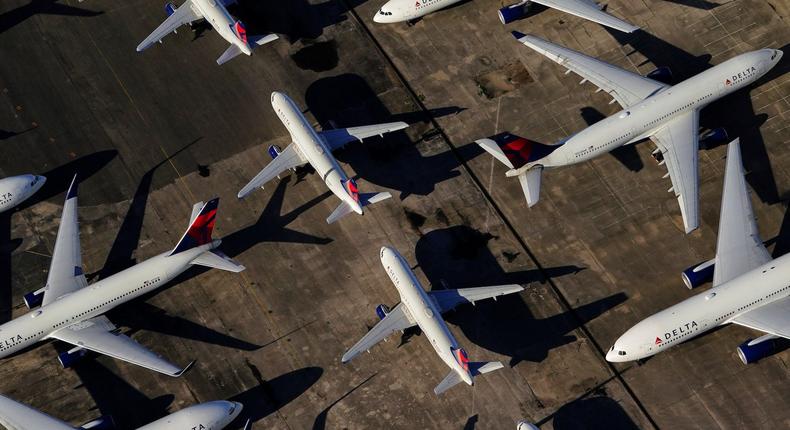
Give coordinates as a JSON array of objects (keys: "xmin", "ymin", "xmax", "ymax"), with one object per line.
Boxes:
[
  {"xmin": 0, "ymin": 0, "xmax": 102, "ymax": 34},
  {"xmin": 414, "ymin": 226, "xmax": 623, "ymax": 367},
  {"xmin": 304, "ymin": 73, "xmax": 478, "ymax": 200}
]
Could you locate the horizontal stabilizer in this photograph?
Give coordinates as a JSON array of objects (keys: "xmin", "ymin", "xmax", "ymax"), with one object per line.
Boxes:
[
  {"xmin": 326, "ymin": 201, "xmax": 355, "ymax": 224},
  {"xmin": 518, "ymin": 168, "xmax": 542, "ymax": 207},
  {"xmin": 190, "ymin": 249, "xmax": 245, "ymax": 273},
  {"xmin": 434, "ymin": 370, "xmax": 464, "ymax": 395},
  {"xmin": 251, "ymin": 33, "xmax": 279, "ymax": 46},
  {"xmin": 470, "ymin": 361, "xmax": 504, "ymax": 376},
  {"xmin": 217, "ymin": 44, "xmax": 243, "ymax": 65},
  {"xmin": 360, "ymin": 191, "xmax": 392, "ymax": 207}
]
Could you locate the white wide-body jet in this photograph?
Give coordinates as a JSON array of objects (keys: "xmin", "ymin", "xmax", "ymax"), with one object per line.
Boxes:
[
  {"xmin": 0, "ymin": 174, "xmax": 46, "ymax": 214},
  {"xmin": 0, "ymin": 394, "xmax": 245, "ymax": 430},
  {"xmin": 0, "ymin": 177, "xmax": 245, "ymax": 376},
  {"xmin": 342, "ymin": 246, "xmax": 523, "ymax": 395},
  {"xmin": 373, "ymin": 0, "xmax": 638, "ymax": 33},
  {"xmin": 607, "ymin": 140, "xmax": 790, "ymax": 365},
  {"xmin": 478, "ymin": 33, "xmax": 782, "ymax": 233},
  {"xmin": 137, "ymin": 0, "xmax": 278, "ymax": 65},
  {"xmin": 237, "ymin": 92, "xmax": 408, "ymax": 224}
]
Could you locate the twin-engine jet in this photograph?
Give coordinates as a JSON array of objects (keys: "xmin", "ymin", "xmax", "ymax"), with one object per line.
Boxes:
[
  {"xmin": 0, "ymin": 174, "xmax": 46, "ymax": 214},
  {"xmin": 137, "ymin": 0, "xmax": 278, "ymax": 65},
  {"xmin": 478, "ymin": 33, "xmax": 782, "ymax": 233},
  {"xmin": 0, "ymin": 394, "xmax": 246, "ymax": 430},
  {"xmin": 608, "ymin": 140, "xmax": 790, "ymax": 364},
  {"xmin": 237, "ymin": 92, "xmax": 408, "ymax": 224},
  {"xmin": 342, "ymin": 246, "xmax": 523, "ymax": 395},
  {"xmin": 373, "ymin": 0, "xmax": 638, "ymax": 33},
  {"xmin": 0, "ymin": 177, "xmax": 245, "ymax": 377}
]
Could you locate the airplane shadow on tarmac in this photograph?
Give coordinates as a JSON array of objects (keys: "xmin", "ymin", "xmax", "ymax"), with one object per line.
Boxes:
[
  {"xmin": 305, "ymin": 73, "xmax": 476, "ymax": 200},
  {"xmin": 603, "ymin": 28, "xmax": 790, "ymax": 206},
  {"xmin": 0, "ymin": 0, "xmax": 102, "ymax": 35},
  {"xmin": 0, "ymin": 150, "xmax": 117, "ymax": 323},
  {"xmin": 547, "ymin": 395, "xmax": 639, "ymax": 430},
  {"xmin": 413, "ymin": 225, "xmax": 625, "ymax": 367},
  {"xmin": 69, "ymin": 359, "xmax": 321, "ymax": 430}
]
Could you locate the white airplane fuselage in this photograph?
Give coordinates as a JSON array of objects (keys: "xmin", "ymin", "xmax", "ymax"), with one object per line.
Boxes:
[
  {"xmin": 138, "ymin": 400, "xmax": 242, "ymax": 430},
  {"xmin": 0, "ymin": 174, "xmax": 46, "ymax": 213},
  {"xmin": 0, "ymin": 241, "xmax": 218, "ymax": 359},
  {"xmin": 380, "ymin": 246, "xmax": 473, "ymax": 385},
  {"xmin": 516, "ymin": 49, "xmax": 782, "ymax": 174},
  {"xmin": 607, "ymin": 253, "xmax": 790, "ymax": 362},
  {"xmin": 270, "ymin": 91, "xmax": 363, "ymax": 214},
  {"xmin": 374, "ymin": 0, "xmax": 461, "ymax": 22},
  {"xmin": 191, "ymin": 0, "xmax": 251, "ymax": 56}
]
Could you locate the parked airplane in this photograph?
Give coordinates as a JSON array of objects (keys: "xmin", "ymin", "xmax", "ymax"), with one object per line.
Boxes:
[
  {"xmin": 137, "ymin": 0, "xmax": 278, "ymax": 65},
  {"xmin": 517, "ymin": 421, "xmax": 540, "ymax": 430},
  {"xmin": 607, "ymin": 139, "xmax": 790, "ymax": 364},
  {"xmin": 237, "ymin": 92, "xmax": 408, "ymax": 224},
  {"xmin": 373, "ymin": 0, "xmax": 638, "ymax": 33},
  {"xmin": 478, "ymin": 33, "xmax": 782, "ymax": 233},
  {"xmin": 0, "ymin": 174, "xmax": 46, "ymax": 214},
  {"xmin": 342, "ymin": 246, "xmax": 523, "ymax": 395},
  {"xmin": 0, "ymin": 176, "xmax": 245, "ymax": 376},
  {"xmin": 0, "ymin": 394, "xmax": 246, "ymax": 430}
]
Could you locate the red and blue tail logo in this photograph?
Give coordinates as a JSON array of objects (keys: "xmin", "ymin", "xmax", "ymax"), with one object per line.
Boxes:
[
  {"xmin": 345, "ymin": 179, "xmax": 360, "ymax": 203},
  {"xmin": 493, "ymin": 133, "xmax": 559, "ymax": 169},
  {"xmin": 454, "ymin": 348, "xmax": 470, "ymax": 372},
  {"xmin": 171, "ymin": 198, "xmax": 218, "ymax": 255},
  {"xmin": 233, "ymin": 21, "xmax": 248, "ymax": 45}
]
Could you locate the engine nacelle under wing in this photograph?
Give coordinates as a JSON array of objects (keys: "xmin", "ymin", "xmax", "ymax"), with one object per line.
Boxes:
[
  {"xmin": 737, "ymin": 336, "xmax": 778, "ymax": 364},
  {"xmin": 375, "ymin": 304, "xmax": 390, "ymax": 320},
  {"xmin": 681, "ymin": 259, "xmax": 715, "ymax": 289},
  {"xmin": 646, "ymin": 66, "xmax": 673, "ymax": 84},
  {"xmin": 79, "ymin": 415, "xmax": 115, "ymax": 430},
  {"xmin": 23, "ymin": 288, "xmax": 45, "ymax": 309},
  {"xmin": 58, "ymin": 347, "xmax": 88, "ymax": 369},
  {"xmin": 498, "ymin": 1, "xmax": 531, "ymax": 24}
]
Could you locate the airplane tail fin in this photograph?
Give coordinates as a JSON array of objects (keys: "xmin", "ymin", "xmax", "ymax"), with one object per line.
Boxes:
[
  {"xmin": 476, "ymin": 133, "xmax": 553, "ymax": 207},
  {"xmin": 171, "ymin": 199, "xmax": 218, "ymax": 255},
  {"xmin": 326, "ymin": 190, "xmax": 392, "ymax": 224},
  {"xmin": 217, "ymin": 44, "xmax": 244, "ymax": 65}
]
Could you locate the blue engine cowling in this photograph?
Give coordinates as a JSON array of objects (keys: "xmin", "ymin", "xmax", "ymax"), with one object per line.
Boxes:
[
  {"xmin": 268, "ymin": 145, "xmax": 283, "ymax": 160},
  {"xmin": 699, "ymin": 128, "xmax": 728, "ymax": 150},
  {"xmin": 737, "ymin": 338, "xmax": 776, "ymax": 364},
  {"xmin": 79, "ymin": 415, "xmax": 115, "ymax": 430},
  {"xmin": 58, "ymin": 348, "xmax": 88, "ymax": 369},
  {"xmin": 164, "ymin": 2, "xmax": 177, "ymax": 16},
  {"xmin": 23, "ymin": 290, "xmax": 44, "ymax": 309},
  {"xmin": 498, "ymin": 1, "xmax": 531, "ymax": 24},
  {"xmin": 375, "ymin": 304, "xmax": 390, "ymax": 320},
  {"xmin": 646, "ymin": 66, "xmax": 673, "ymax": 84},
  {"xmin": 681, "ymin": 259, "xmax": 715, "ymax": 289}
]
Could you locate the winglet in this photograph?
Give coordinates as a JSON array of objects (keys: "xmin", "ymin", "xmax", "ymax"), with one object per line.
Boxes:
[
  {"xmin": 511, "ymin": 31, "xmax": 527, "ymax": 40},
  {"xmin": 173, "ymin": 359, "xmax": 196, "ymax": 377},
  {"xmin": 66, "ymin": 175, "xmax": 79, "ymax": 200}
]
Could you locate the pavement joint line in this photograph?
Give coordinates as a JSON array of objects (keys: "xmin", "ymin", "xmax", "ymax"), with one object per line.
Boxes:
[{"xmin": 340, "ymin": 3, "xmax": 659, "ymax": 428}]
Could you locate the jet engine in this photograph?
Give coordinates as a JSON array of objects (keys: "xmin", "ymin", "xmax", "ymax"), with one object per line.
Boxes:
[
  {"xmin": 268, "ymin": 145, "xmax": 283, "ymax": 159},
  {"xmin": 646, "ymin": 66, "xmax": 673, "ymax": 84},
  {"xmin": 375, "ymin": 304, "xmax": 391, "ymax": 320},
  {"xmin": 164, "ymin": 2, "xmax": 177, "ymax": 16},
  {"xmin": 79, "ymin": 416, "xmax": 115, "ymax": 430},
  {"xmin": 681, "ymin": 259, "xmax": 714, "ymax": 289},
  {"xmin": 498, "ymin": 1, "xmax": 532, "ymax": 24},
  {"xmin": 737, "ymin": 335, "xmax": 778, "ymax": 364},
  {"xmin": 23, "ymin": 287, "xmax": 45, "ymax": 309},
  {"xmin": 58, "ymin": 347, "xmax": 88, "ymax": 369},
  {"xmin": 699, "ymin": 128, "xmax": 728, "ymax": 150}
]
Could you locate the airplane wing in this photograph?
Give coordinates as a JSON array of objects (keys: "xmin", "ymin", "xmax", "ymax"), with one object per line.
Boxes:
[
  {"xmin": 41, "ymin": 176, "xmax": 88, "ymax": 307},
  {"xmin": 48, "ymin": 316, "xmax": 191, "ymax": 377},
  {"xmin": 531, "ymin": 0, "xmax": 639, "ymax": 33},
  {"xmin": 136, "ymin": 0, "xmax": 204, "ymax": 52},
  {"xmin": 237, "ymin": 144, "xmax": 307, "ymax": 199},
  {"xmin": 319, "ymin": 121, "xmax": 409, "ymax": 151},
  {"xmin": 428, "ymin": 285, "xmax": 524, "ymax": 313},
  {"xmin": 649, "ymin": 111, "xmax": 700, "ymax": 234},
  {"xmin": 731, "ymin": 297, "xmax": 790, "ymax": 339},
  {"xmin": 512, "ymin": 33, "xmax": 666, "ymax": 109},
  {"xmin": 0, "ymin": 395, "xmax": 74, "ymax": 430},
  {"xmin": 341, "ymin": 303, "xmax": 416, "ymax": 363},
  {"xmin": 711, "ymin": 139, "xmax": 771, "ymax": 287}
]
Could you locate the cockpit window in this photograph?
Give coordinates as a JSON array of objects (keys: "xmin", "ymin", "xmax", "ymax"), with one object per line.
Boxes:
[
  {"xmin": 228, "ymin": 405, "xmax": 236, "ymax": 415},
  {"xmin": 618, "ymin": 351, "xmax": 626, "ymax": 356},
  {"xmin": 771, "ymin": 51, "xmax": 777, "ymax": 60}
]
